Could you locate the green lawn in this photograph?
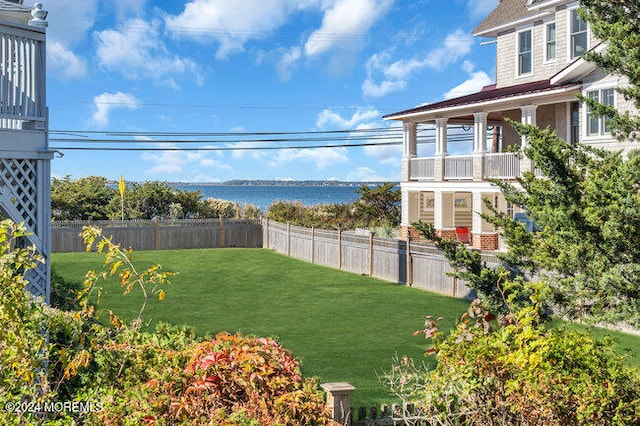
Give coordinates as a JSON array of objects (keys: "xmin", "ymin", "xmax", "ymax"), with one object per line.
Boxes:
[{"xmin": 51, "ymin": 248, "xmax": 640, "ymax": 408}]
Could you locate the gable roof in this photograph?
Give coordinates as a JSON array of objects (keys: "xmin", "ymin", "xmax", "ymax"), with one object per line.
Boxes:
[{"xmin": 473, "ymin": 0, "xmax": 533, "ymax": 36}]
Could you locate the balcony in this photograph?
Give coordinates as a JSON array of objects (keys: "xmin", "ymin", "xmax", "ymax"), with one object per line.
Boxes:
[
  {"xmin": 408, "ymin": 152, "xmax": 525, "ymax": 181},
  {"xmin": 444, "ymin": 156, "xmax": 473, "ymax": 180},
  {"xmin": 484, "ymin": 153, "xmax": 520, "ymax": 179},
  {"xmin": 0, "ymin": 20, "xmax": 46, "ymax": 131}
]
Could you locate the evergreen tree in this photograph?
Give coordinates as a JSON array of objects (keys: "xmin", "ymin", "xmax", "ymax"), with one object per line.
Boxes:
[{"xmin": 417, "ymin": 0, "xmax": 640, "ymax": 327}]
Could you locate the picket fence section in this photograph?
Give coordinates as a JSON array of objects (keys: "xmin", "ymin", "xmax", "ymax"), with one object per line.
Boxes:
[
  {"xmin": 263, "ymin": 219, "xmax": 499, "ymax": 298},
  {"xmin": 51, "ymin": 218, "xmax": 263, "ymax": 252}
]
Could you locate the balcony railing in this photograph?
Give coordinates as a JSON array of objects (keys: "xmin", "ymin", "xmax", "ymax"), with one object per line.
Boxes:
[
  {"xmin": 409, "ymin": 157, "xmax": 435, "ymax": 180},
  {"xmin": 484, "ymin": 153, "xmax": 520, "ymax": 179},
  {"xmin": 445, "ymin": 156, "xmax": 473, "ymax": 180},
  {"xmin": 0, "ymin": 22, "xmax": 46, "ymax": 130}
]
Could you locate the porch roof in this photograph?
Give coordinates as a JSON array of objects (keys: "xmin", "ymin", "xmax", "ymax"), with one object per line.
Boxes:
[{"xmin": 383, "ymin": 79, "xmax": 581, "ymax": 122}]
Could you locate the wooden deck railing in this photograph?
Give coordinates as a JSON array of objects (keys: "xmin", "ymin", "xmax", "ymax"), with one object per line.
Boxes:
[
  {"xmin": 0, "ymin": 21, "xmax": 46, "ymax": 130},
  {"xmin": 444, "ymin": 155, "xmax": 473, "ymax": 179},
  {"xmin": 409, "ymin": 157, "xmax": 435, "ymax": 180},
  {"xmin": 484, "ymin": 152, "xmax": 520, "ymax": 179}
]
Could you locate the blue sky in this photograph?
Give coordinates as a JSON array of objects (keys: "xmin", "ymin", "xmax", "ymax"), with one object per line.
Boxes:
[{"xmin": 36, "ymin": 0, "xmax": 498, "ymax": 182}]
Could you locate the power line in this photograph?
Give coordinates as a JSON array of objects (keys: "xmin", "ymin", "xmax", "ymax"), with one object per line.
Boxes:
[{"xmin": 48, "ymin": 125, "xmax": 476, "ymax": 151}]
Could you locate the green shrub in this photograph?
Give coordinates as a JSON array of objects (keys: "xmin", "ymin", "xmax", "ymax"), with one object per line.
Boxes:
[
  {"xmin": 387, "ymin": 299, "xmax": 640, "ymax": 425},
  {"xmin": 1, "ymin": 221, "xmax": 330, "ymax": 425}
]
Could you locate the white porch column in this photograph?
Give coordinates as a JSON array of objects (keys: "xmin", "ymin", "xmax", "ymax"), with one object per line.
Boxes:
[
  {"xmin": 520, "ymin": 105, "xmax": 537, "ymax": 148},
  {"xmin": 473, "ymin": 112, "xmax": 488, "ymax": 181},
  {"xmin": 473, "ymin": 112, "xmax": 488, "ymax": 153},
  {"xmin": 435, "ymin": 118, "xmax": 448, "ymax": 156},
  {"xmin": 471, "ymin": 191, "xmax": 484, "ymax": 236},
  {"xmin": 402, "ymin": 122, "xmax": 418, "ymax": 181},
  {"xmin": 520, "ymin": 105, "xmax": 537, "ymax": 173},
  {"xmin": 401, "ymin": 188, "xmax": 410, "ymax": 227},
  {"xmin": 433, "ymin": 190, "xmax": 444, "ymax": 230}
]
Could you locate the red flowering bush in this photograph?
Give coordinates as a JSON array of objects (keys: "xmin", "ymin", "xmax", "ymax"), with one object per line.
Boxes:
[{"xmin": 168, "ymin": 332, "xmax": 332, "ymax": 425}]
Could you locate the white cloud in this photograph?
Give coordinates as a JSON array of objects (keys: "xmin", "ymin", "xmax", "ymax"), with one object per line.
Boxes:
[
  {"xmin": 48, "ymin": 42, "xmax": 87, "ymax": 79},
  {"xmin": 95, "ymin": 18, "xmax": 197, "ymax": 87},
  {"xmin": 362, "ymin": 29, "xmax": 474, "ymax": 98},
  {"xmin": 92, "ymin": 92, "xmax": 140, "ymax": 127},
  {"xmin": 345, "ymin": 166, "xmax": 387, "ymax": 181},
  {"xmin": 143, "ymin": 144, "xmax": 233, "ymax": 177},
  {"xmin": 304, "ymin": 0, "xmax": 393, "ymax": 57},
  {"xmin": 316, "ymin": 108, "xmax": 381, "ymax": 129},
  {"xmin": 273, "ymin": 147, "xmax": 349, "ymax": 169},
  {"xmin": 468, "ymin": 0, "xmax": 498, "ymax": 21},
  {"xmin": 276, "ymin": 47, "xmax": 302, "ymax": 81},
  {"xmin": 165, "ymin": 0, "xmax": 299, "ymax": 60},
  {"xmin": 111, "ymin": 0, "xmax": 146, "ymax": 20},
  {"xmin": 444, "ymin": 70, "xmax": 493, "ymax": 99},
  {"xmin": 316, "ymin": 109, "xmax": 402, "ymax": 164}
]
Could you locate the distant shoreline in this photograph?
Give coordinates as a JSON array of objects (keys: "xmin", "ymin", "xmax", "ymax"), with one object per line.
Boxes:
[{"xmin": 108, "ymin": 179, "xmax": 397, "ymax": 187}]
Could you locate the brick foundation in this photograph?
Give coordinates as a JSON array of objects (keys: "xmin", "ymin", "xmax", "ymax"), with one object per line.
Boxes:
[
  {"xmin": 436, "ymin": 229, "xmax": 457, "ymax": 240},
  {"xmin": 402, "ymin": 225, "xmax": 422, "ymax": 241},
  {"xmin": 472, "ymin": 233, "xmax": 499, "ymax": 251}
]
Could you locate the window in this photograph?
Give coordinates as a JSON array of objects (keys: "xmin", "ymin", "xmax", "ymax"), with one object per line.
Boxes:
[
  {"xmin": 570, "ymin": 9, "xmax": 588, "ymax": 58},
  {"xmin": 518, "ymin": 30, "xmax": 532, "ymax": 75},
  {"xmin": 586, "ymin": 88, "xmax": 615, "ymax": 136},
  {"xmin": 546, "ymin": 23, "xmax": 556, "ymax": 61},
  {"xmin": 570, "ymin": 102, "xmax": 579, "ymax": 143}
]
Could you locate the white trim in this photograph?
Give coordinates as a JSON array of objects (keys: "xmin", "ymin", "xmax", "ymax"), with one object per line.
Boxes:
[
  {"xmin": 473, "ymin": 11, "xmax": 552, "ymax": 37},
  {"xmin": 549, "ymin": 44, "xmax": 604, "ymax": 85},
  {"xmin": 582, "ymin": 83, "xmax": 615, "ymax": 140},
  {"xmin": 516, "ymin": 26, "xmax": 534, "ymax": 77},
  {"xmin": 543, "ymin": 20, "xmax": 557, "ymax": 64},
  {"xmin": 384, "ymin": 84, "xmax": 581, "ymax": 121},
  {"xmin": 567, "ymin": 6, "xmax": 590, "ymax": 61}
]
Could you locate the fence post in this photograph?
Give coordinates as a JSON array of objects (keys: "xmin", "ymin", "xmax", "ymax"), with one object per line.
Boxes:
[
  {"xmin": 155, "ymin": 217, "xmax": 160, "ymax": 250},
  {"xmin": 321, "ymin": 382, "xmax": 355, "ymax": 425},
  {"xmin": 219, "ymin": 216, "xmax": 225, "ymax": 248},
  {"xmin": 368, "ymin": 232, "xmax": 375, "ymax": 277},
  {"xmin": 406, "ymin": 235, "xmax": 412, "ymax": 286},
  {"xmin": 311, "ymin": 226, "xmax": 315, "ymax": 264},
  {"xmin": 451, "ymin": 274, "xmax": 457, "ymax": 297},
  {"xmin": 287, "ymin": 222, "xmax": 291, "ymax": 257},
  {"xmin": 264, "ymin": 217, "xmax": 270, "ymax": 249},
  {"xmin": 337, "ymin": 229, "xmax": 342, "ymax": 270}
]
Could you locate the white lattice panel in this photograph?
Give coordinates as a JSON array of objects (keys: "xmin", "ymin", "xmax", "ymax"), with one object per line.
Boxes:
[
  {"xmin": 0, "ymin": 158, "xmax": 38, "ymax": 232},
  {"xmin": 0, "ymin": 157, "xmax": 48, "ymax": 299}
]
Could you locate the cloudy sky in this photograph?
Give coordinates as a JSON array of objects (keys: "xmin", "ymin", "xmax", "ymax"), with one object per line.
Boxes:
[{"xmin": 35, "ymin": 0, "xmax": 497, "ymax": 182}]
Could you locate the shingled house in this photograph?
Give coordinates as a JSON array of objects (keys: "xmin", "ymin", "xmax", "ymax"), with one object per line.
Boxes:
[{"xmin": 384, "ymin": 0, "xmax": 639, "ymax": 250}]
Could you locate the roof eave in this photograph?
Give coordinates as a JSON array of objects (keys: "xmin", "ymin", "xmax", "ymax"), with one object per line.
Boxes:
[
  {"xmin": 473, "ymin": 10, "xmax": 552, "ymax": 37},
  {"xmin": 550, "ymin": 43, "xmax": 606, "ymax": 85},
  {"xmin": 383, "ymin": 83, "xmax": 582, "ymax": 122}
]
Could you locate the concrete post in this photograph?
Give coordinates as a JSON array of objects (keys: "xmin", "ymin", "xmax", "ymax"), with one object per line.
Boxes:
[{"xmin": 321, "ymin": 382, "xmax": 356, "ymax": 425}]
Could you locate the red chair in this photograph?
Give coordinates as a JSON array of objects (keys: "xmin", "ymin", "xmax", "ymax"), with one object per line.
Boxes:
[{"xmin": 455, "ymin": 227, "xmax": 470, "ymax": 243}]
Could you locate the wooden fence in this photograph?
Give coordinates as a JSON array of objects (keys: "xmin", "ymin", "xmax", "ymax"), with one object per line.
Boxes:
[
  {"xmin": 263, "ymin": 219, "xmax": 499, "ymax": 298},
  {"xmin": 51, "ymin": 218, "xmax": 263, "ymax": 252}
]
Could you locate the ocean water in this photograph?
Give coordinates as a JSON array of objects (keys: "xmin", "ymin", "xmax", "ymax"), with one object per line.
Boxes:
[{"xmin": 172, "ymin": 184, "xmax": 362, "ymax": 210}]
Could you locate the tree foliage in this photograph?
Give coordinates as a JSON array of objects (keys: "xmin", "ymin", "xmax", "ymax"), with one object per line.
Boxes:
[
  {"xmin": 51, "ymin": 176, "xmax": 116, "ymax": 220},
  {"xmin": 354, "ymin": 182, "xmax": 401, "ymax": 226},
  {"xmin": 579, "ymin": 0, "xmax": 640, "ymax": 139},
  {"xmin": 266, "ymin": 182, "xmax": 400, "ymax": 230},
  {"xmin": 51, "ymin": 177, "xmax": 261, "ymax": 221}
]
